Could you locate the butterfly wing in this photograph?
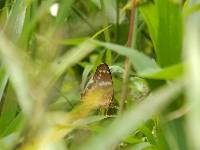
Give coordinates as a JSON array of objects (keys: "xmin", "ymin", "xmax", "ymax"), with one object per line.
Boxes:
[{"xmin": 81, "ymin": 63, "xmax": 113, "ymax": 107}]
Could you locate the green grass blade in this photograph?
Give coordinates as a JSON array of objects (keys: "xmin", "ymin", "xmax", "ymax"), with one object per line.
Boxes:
[
  {"xmin": 185, "ymin": 12, "xmax": 200, "ymax": 150},
  {"xmin": 0, "ymin": 68, "xmax": 8, "ymax": 103},
  {"xmin": 0, "ymin": 84, "xmax": 19, "ymax": 137},
  {"xmin": 77, "ymin": 80, "xmax": 183, "ymax": 150},
  {"xmin": 92, "ymin": 39, "xmax": 160, "ymax": 74},
  {"xmin": 0, "ymin": 34, "xmax": 32, "ymax": 116},
  {"xmin": 52, "ymin": 40, "xmax": 97, "ymax": 79},
  {"xmin": 155, "ymin": 0, "xmax": 183, "ymax": 67},
  {"xmin": 139, "ymin": 2, "xmax": 158, "ymax": 50},
  {"xmin": 140, "ymin": 63, "xmax": 184, "ymax": 80},
  {"xmin": 56, "ymin": 0, "xmax": 74, "ymax": 26},
  {"xmin": 3, "ymin": 0, "xmax": 26, "ymax": 42}
]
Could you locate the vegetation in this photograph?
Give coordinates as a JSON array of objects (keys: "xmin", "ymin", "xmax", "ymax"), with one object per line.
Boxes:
[{"xmin": 0, "ymin": 0, "xmax": 200, "ymax": 149}]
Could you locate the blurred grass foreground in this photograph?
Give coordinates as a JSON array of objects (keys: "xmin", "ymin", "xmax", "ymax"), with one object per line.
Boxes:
[{"xmin": 0, "ymin": 0, "xmax": 200, "ymax": 150}]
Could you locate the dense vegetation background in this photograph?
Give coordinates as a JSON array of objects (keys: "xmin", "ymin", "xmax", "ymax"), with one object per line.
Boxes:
[{"xmin": 0, "ymin": 0, "xmax": 200, "ymax": 149}]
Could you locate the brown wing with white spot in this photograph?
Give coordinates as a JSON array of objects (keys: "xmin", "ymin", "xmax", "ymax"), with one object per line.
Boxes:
[
  {"xmin": 81, "ymin": 63, "xmax": 113, "ymax": 107},
  {"xmin": 93, "ymin": 63, "xmax": 112, "ymax": 83}
]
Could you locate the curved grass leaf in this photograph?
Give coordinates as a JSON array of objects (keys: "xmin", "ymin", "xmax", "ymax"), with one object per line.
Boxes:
[
  {"xmin": 77, "ymin": 80, "xmax": 183, "ymax": 150},
  {"xmin": 185, "ymin": 12, "xmax": 200, "ymax": 150},
  {"xmin": 91, "ymin": 39, "xmax": 160, "ymax": 74},
  {"xmin": 4, "ymin": 0, "xmax": 26, "ymax": 42},
  {"xmin": 52, "ymin": 40, "xmax": 97, "ymax": 79},
  {"xmin": 0, "ymin": 68, "xmax": 8, "ymax": 103},
  {"xmin": 0, "ymin": 34, "xmax": 32, "ymax": 116},
  {"xmin": 139, "ymin": 63, "xmax": 184, "ymax": 80}
]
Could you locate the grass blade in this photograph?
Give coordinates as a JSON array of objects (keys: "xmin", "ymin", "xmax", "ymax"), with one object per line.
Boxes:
[{"xmin": 78, "ymin": 80, "xmax": 183, "ymax": 150}]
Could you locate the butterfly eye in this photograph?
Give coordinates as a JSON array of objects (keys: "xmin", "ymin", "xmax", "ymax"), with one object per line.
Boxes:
[{"xmin": 81, "ymin": 63, "xmax": 114, "ymax": 107}]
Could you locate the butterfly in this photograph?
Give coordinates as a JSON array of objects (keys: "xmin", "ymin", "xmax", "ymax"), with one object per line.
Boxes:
[{"xmin": 81, "ymin": 63, "xmax": 114, "ymax": 108}]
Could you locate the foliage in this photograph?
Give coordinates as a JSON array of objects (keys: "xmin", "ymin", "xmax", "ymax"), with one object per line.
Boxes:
[{"xmin": 0, "ymin": 0, "xmax": 199, "ymax": 150}]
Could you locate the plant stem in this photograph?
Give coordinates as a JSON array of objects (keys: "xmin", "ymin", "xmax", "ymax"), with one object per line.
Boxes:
[{"xmin": 120, "ymin": 0, "xmax": 137, "ymax": 112}]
